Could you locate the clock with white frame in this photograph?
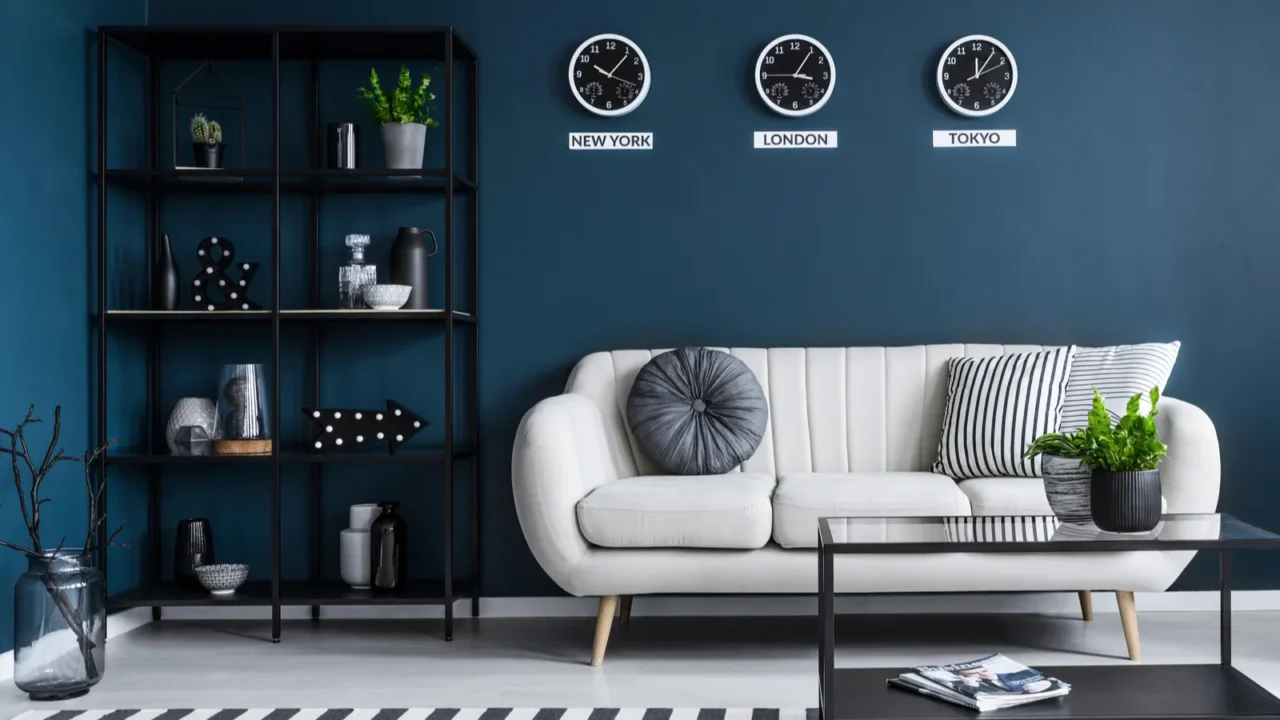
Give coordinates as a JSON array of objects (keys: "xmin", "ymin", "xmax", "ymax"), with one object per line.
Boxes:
[
  {"xmin": 569, "ymin": 33, "xmax": 651, "ymax": 117},
  {"xmin": 754, "ymin": 34, "xmax": 835, "ymax": 117},
  {"xmin": 937, "ymin": 34, "xmax": 1018, "ymax": 117}
]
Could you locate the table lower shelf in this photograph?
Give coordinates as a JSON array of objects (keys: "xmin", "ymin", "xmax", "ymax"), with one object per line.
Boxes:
[
  {"xmin": 826, "ymin": 664, "xmax": 1280, "ymax": 719},
  {"xmin": 108, "ymin": 579, "xmax": 473, "ymax": 608}
]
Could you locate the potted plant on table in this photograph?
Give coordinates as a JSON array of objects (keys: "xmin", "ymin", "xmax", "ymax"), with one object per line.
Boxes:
[
  {"xmin": 358, "ymin": 65, "xmax": 439, "ymax": 170},
  {"xmin": 1025, "ymin": 387, "xmax": 1167, "ymax": 532},
  {"xmin": 190, "ymin": 112, "xmax": 224, "ymax": 168},
  {"xmin": 0, "ymin": 406, "xmax": 122, "ymax": 700}
]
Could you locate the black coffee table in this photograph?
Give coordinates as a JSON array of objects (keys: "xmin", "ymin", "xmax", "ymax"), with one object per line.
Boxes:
[{"xmin": 817, "ymin": 514, "xmax": 1280, "ymax": 719}]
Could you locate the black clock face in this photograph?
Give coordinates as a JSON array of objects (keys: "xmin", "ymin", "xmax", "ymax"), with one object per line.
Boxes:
[
  {"xmin": 569, "ymin": 34, "xmax": 650, "ymax": 116},
  {"xmin": 755, "ymin": 35, "xmax": 835, "ymax": 116},
  {"xmin": 937, "ymin": 35, "xmax": 1018, "ymax": 117}
]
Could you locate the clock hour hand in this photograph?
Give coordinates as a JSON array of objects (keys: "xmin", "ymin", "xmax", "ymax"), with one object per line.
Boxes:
[
  {"xmin": 793, "ymin": 73, "xmax": 814, "ymax": 80},
  {"xmin": 594, "ymin": 65, "xmax": 613, "ymax": 78}
]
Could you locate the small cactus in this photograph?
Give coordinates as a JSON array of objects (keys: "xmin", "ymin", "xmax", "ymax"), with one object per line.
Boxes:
[{"xmin": 189, "ymin": 113, "xmax": 222, "ymax": 145}]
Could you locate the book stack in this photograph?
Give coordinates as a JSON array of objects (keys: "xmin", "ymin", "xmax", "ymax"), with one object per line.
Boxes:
[{"xmin": 888, "ymin": 653, "xmax": 1071, "ymax": 712}]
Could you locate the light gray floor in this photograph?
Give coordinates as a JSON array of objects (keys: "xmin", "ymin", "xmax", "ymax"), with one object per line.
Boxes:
[{"xmin": 3, "ymin": 610, "xmax": 1279, "ymax": 717}]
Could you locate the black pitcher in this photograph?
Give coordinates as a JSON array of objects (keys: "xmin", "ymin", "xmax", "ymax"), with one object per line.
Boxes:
[
  {"xmin": 174, "ymin": 518, "xmax": 215, "ymax": 589},
  {"xmin": 389, "ymin": 227, "xmax": 438, "ymax": 310},
  {"xmin": 369, "ymin": 502, "xmax": 407, "ymax": 591},
  {"xmin": 153, "ymin": 233, "xmax": 180, "ymax": 310}
]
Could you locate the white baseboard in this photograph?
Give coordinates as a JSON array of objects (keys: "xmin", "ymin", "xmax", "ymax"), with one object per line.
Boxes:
[
  {"xmin": 0, "ymin": 607, "xmax": 151, "ymax": 684},
  {"xmin": 151, "ymin": 589, "xmax": 1280, "ymax": 621}
]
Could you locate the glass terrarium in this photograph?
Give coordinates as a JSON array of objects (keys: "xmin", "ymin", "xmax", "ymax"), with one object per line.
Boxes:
[{"xmin": 212, "ymin": 363, "xmax": 272, "ymax": 455}]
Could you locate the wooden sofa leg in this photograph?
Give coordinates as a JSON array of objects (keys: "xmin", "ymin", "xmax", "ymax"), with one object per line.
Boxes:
[
  {"xmin": 591, "ymin": 595, "xmax": 618, "ymax": 666},
  {"xmin": 620, "ymin": 595, "xmax": 633, "ymax": 625},
  {"xmin": 1078, "ymin": 591, "xmax": 1093, "ymax": 621},
  {"xmin": 1116, "ymin": 591, "xmax": 1141, "ymax": 662}
]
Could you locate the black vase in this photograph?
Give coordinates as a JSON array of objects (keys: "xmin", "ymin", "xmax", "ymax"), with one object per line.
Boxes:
[
  {"xmin": 192, "ymin": 142, "xmax": 224, "ymax": 169},
  {"xmin": 174, "ymin": 518, "xmax": 215, "ymax": 588},
  {"xmin": 1091, "ymin": 469, "xmax": 1162, "ymax": 533},
  {"xmin": 154, "ymin": 233, "xmax": 180, "ymax": 310},
  {"xmin": 389, "ymin": 227, "xmax": 438, "ymax": 310},
  {"xmin": 369, "ymin": 502, "xmax": 407, "ymax": 591}
]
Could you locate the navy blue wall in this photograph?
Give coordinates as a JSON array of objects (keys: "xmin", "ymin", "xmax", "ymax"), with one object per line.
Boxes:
[
  {"xmin": 130, "ymin": 0, "xmax": 1280, "ymax": 595},
  {"xmin": 0, "ymin": 0, "xmax": 145, "ymax": 654}
]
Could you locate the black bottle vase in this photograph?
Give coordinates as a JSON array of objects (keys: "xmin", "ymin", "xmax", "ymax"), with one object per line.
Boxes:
[
  {"xmin": 1090, "ymin": 469, "xmax": 1162, "ymax": 533},
  {"xmin": 369, "ymin": 502, "xmax": 407, "ymax": 590},
  {"xmin": 154, "ymin": 234, "xmax": 180, "ymax": 310},
  {"xmin": 389, "ymin": 227, "xmax": 438, "ymax": 310},
  {"xmin": 174, "ymin": 518, "xmax": 215, "ymax": 589}
]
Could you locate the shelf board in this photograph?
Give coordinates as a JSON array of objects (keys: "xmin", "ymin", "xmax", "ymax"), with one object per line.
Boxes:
[
  {"xmin": 108, "ymin": 579, "xmax": 473, "ymax": 609},
  {"xmin": 105, "ymin": 444, "xmax": 475, "ymax": 465},
  {"xmin": 99, "ymin": 309, "xmax": 476, "ymax": 324},
  {"xmin": 95, "ymin": 169, "xmax": 476, "ymax": 194},
  {"xmin": 104, "ymin": 26, "xmax": 477, "ymax": 62}
]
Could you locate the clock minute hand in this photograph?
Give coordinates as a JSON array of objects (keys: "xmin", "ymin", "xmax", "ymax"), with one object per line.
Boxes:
[
  {"xmin": 792, "ymin": 48, "xmax": 813, "ymax": 77},
  {"xmin": 607, "ymin": 48, "xmax": 630, "ymax": 77}
]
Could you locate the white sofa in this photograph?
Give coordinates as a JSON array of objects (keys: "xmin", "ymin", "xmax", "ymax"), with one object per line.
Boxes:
[{"xmin": 512, "ymin": 346, "xmax": 1221, "ymax": 665}]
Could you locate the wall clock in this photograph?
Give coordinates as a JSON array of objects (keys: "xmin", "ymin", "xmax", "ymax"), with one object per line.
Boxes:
[
  {"xmin": 568, "ymin": 33, "xmax": 651, "ymax": 117},
  {"xmin": 937, "ymin": 35, "xmax": 1018, "ymax": 117},
  {"xmin": 754, "ymin": 34, "xmax": 835, "ymax": 117}
]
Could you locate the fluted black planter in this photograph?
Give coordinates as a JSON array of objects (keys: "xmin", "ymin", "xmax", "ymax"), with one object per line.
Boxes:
[{"xmin": 1091, "ymin": 469, "xmax": 1162, "ymax": 533}]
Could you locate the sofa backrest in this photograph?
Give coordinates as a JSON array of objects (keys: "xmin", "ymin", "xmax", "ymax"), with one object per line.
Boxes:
[{"xmin": 565, "ymin": 345, "xmax": 1052, "ymax": 479}]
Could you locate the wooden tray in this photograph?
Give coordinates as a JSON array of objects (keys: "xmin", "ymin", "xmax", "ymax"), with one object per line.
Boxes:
[{"xmin": 212, "ymin": 439, "xmax": 272, "ymax": 456}]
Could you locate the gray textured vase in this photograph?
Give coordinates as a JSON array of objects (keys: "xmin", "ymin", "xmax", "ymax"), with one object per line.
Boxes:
[
  {"xmin": 1042, "ymin": 455, "xmax": 1092, "ymax": 525},
  {"xmin": 381, "ymin": 122, "xmax": 426, "ymax": 169}
]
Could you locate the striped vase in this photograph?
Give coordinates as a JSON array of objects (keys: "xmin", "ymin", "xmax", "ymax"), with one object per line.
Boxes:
[{"xmin": 1042, "ymin": 455, "xmax": 1092, "ymax": 525}]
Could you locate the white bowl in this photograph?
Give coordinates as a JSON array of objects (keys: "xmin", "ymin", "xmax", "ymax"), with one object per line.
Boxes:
[
  {"xmin": 195, "ymin": 563, "xmax": 249, "ymax": 595},
  {"xmin": 363, "ymin": 284, "xmax": 412, "ymax": 310}
]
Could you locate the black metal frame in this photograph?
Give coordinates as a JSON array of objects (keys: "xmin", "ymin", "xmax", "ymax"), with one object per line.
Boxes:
[
  {"xmin": 94, "ymin": 26, "xmax": 480, "ymax": 642},
  {"xmin": 816, "ymin": 514, "xmax": 1280, "ymax": 720}
]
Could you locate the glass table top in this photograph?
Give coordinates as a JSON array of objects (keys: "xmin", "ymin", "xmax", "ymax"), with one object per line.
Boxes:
[{"xmin": 818, "ymin": 514, "xmax": 1280, "ymax": 553}]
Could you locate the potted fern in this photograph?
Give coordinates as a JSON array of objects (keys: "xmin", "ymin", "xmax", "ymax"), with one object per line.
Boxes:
[
  {"xmin": 1026, "ymin": 387, "xmax": 1167, "ymax": 532},
  {"xmin": 189, "ymin": 113, "xmax": 224, "ymax": 169},
  {"xmin": 358, "ymin": 66, "xmax": 439, "ymax": 170}
]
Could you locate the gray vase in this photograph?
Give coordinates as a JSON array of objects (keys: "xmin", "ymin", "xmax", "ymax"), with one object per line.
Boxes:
[
  {"xmin": 1042, "ymin": 455, "xmax": 1092, "ymax": 525},
  {"xmin": 381, "ymin": 122, "xmax": 426, "ymax": 170}
]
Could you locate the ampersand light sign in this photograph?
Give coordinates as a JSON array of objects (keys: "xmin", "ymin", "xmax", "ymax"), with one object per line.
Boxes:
[{"xmin": 190, "ymin": 236, "xmax": 261, "ymax": 311}]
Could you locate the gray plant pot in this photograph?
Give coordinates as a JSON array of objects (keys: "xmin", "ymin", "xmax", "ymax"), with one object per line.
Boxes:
[
  {"xmin": 1042, "ymin": 455, "xmax": 1092, "ymax": 525},
  {"xmin": 381, "ymin": 122, "xmax": 426, "ymax": 170}
]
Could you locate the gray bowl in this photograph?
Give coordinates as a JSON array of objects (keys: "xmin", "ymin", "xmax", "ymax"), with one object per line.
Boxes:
[{"xmin": 195, "ymin": 563, "xmax": 249, "ymax": 595}]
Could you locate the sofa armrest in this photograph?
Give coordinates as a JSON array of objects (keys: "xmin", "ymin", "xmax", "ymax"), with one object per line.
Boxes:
[
  {"xmin": 1157, "ymin": 397, "xmax": 1221, "ymax": 514},
  {"xmin": 512, "ymin": 393, "xmax": 618, "ymax": 594}
]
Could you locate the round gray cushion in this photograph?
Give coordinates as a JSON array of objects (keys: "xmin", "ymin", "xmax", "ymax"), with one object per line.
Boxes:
[{"xmin": 626, "ymin": 348, "xmax": 769, "ymax": 475}]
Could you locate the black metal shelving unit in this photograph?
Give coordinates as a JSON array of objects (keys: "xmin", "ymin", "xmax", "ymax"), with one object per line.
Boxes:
[{"xmin": 94, "ymin": 27, "xmax": 479, "ymax": 642}]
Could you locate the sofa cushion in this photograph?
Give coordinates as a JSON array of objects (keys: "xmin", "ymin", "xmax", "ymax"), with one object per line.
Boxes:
[
  {"xmin": 933, "ymin": 347, "xmax": 1077, "ymax": 480},
  {"xmin": 626, "ymin": 347, "xmax": 769, "ymax": 475},
  {"xmin": 1060, "ymin": 342, "xmax": 1181, "ymax": 430},
  {"xmin": 957, "ymin": 476, "xmax": 1053, "ymax": 516},
  {"xmin": 772, "ymin": 472, "xmax": 972, "ymax": 548},
  {"xmin": 576, "ymin": 473, "xmax": 775, "ymax": 549}
]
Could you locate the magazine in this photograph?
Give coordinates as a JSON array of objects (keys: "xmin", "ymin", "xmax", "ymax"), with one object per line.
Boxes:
[{"xmin": 888, "ymin": 653, "xmax": 1070, "ymax": 712}]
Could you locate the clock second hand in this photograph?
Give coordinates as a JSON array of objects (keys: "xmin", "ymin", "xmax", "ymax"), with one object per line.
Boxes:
[{"xmin": 595, "ymin": 65, "xmax": 637, "ymax": 87}]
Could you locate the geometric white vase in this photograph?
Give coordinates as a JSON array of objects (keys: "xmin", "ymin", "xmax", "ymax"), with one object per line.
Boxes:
[{"xmin": 165, "ymin": 397, "xmax": 216, "ymax": 455}]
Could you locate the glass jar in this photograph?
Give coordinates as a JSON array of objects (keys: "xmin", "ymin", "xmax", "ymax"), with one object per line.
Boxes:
[{"xmin": 13, "ymin": 550, "xmax": 106, "ymax": 700}]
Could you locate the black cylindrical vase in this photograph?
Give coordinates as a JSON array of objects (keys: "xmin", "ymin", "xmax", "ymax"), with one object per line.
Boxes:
[
  {"xmin": 174, "ymin": 518, "xmax": 215, "ymax": 589},
  {"xmin": 369, "ymin": 502, "xmax": 407, "ymax": 591},
  {"xmin": 389, "ymin": 227, "xmax": 438, "ymax": 310},
  {"xmin": 1091, "ymin": 469, "xmax": 1162, "ymax": 533},
  {"xmin": 154, "ymin": 233, "xmax": 180, "ymax": 310},
  {"xmin": 192, "ymin": 143, "xmax": 224, "ymax": 169}
]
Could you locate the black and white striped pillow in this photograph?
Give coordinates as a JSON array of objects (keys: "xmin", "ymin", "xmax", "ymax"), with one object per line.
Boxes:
[
  {"xmin": 1060, "ymin": 342, "xmax": 1180, "ymax": 431},
  {"xmin": 933, "ymin": 347, "xmax": 1077, "ymax": 480}
]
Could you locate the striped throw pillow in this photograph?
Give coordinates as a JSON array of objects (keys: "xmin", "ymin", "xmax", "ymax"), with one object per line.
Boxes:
[
  {"xmin": 1060, "ymin": 342, "xmax": 1180, "ymax": 430},
  {"xmin": 933, "ymin": 347, "xmax": 1077, "ymax": 480}
]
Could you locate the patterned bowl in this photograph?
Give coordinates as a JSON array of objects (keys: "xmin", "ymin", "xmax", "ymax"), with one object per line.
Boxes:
[
  {"xmin": 363, "ymin": 284, "xmax": 412, "ymax": 310},
  {"xmin": 195, "ymin": 563, "xmax": 249, "ymax": 595}
]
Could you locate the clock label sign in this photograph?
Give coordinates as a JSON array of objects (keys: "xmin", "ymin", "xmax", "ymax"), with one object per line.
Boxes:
[
  {"xmin": 933, "ymin": 130, "xmax": 1017, "ymax": 148},
  {"xmin": 753, "ymin": 131, "xmax": 837, "ymax": 149},
  {"xmin": 569, "ymin": 132, "xmax": 654, "ymax": 150}
]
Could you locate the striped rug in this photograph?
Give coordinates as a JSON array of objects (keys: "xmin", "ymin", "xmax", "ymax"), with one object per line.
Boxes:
[{"xmin": 14, "ymin": 710, "xmax": 816, "ymax": 720}]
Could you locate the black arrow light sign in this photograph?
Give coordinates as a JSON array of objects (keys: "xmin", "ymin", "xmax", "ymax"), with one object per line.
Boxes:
[{"xmin": 302, "ymin": 400, "xmax": 428, "ymax": 453}]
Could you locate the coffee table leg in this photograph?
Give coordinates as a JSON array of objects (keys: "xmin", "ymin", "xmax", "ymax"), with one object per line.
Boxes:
[
  {"xmin": 820, "ymin": 542, "xmax": 835, "ymax": 720},
  {"xmin": 1220, "ymin": 549, "xmax": 1232, "ymax": 667}
]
